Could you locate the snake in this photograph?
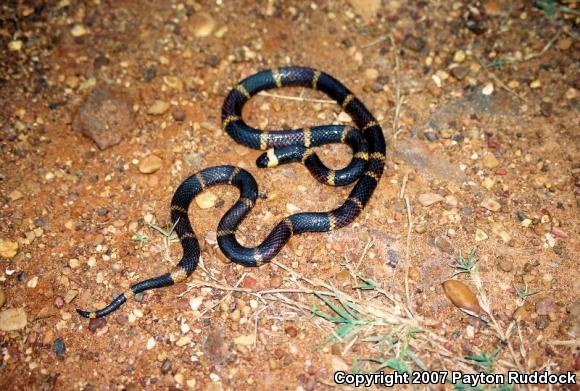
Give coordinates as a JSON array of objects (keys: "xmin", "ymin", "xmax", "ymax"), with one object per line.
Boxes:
[{"xmin": 77, "ymin": 66, "xmax": 386, "ymax": 319}]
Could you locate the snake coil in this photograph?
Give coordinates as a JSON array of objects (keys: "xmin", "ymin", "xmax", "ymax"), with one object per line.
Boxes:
[{"xmin": 78, "ymin": 66, "xmax": 386, "ymax": 319}]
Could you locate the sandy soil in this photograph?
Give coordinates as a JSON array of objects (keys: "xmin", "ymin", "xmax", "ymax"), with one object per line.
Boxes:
[{"xmin": 0, "ymin": 1, "xmax": 578, "ymax": 390}]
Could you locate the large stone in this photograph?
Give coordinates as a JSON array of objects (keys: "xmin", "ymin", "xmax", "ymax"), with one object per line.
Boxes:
[{"xmin": 73, "ymin": 87, "xmax": 136, "ymax": 150}]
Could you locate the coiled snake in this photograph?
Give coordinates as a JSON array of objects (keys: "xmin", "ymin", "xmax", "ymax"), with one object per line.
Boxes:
[{"xmin": 78, "ymin": 66, "xmax": 386, "ymax": 319}]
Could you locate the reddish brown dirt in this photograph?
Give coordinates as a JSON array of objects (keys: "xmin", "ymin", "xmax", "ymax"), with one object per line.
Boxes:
[{"xmin": 0, "ymin": 1, "xmax": 578, "ymax": 390}]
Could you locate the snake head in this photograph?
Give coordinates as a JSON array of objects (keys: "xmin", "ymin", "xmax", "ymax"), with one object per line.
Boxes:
[{"xmin": 256, "ymin": 149, "xmax": 279, "ymax": 168}]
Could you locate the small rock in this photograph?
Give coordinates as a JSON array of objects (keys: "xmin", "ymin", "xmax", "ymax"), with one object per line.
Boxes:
[
  {"xmin": 233, "ymin": 334, "xmax": 255, "ymax": 346},
  {"xmin": 0, "ymin": 308, "xmax": 27, "ymax": 331},
  {"xmin": 284, "ymin": 325, "xmax": 298, "ymax": 338},
  {"xmin": 451, "ymin": 66, "xmax": 468, "ymax": 80},
  {"xmin": 161, "ymin": 358, "xmax": 172, "ymax": 374},
  {"xmin": 558, "ymin": 37, "xmax": 572, "ymax": 50},
  {"xmin": 535, "ymin": 315, "xmax": 550, "ymax": 330},
  {"xmin": 482, "ymin": 83, "xmax": 494, "ymax": 96},
  {"xmin": 481, "ymin": 198, "xmax": 501, "ymax": 212},
  {"xmin": 176, "ymin": 336, "xmax": 191, "ymax": 347},
  {"xmin": 540, "ymin": 102, "xmax": 553, "ymax": 117},
  {"xmin": 530, "ymin": 80, "xmax": 541, "ymax": 89},
  {"xmin": 139, "ymin": 155, "xmax": 163, "ymax": 174},
  {"xmin": 147, "ymin": 100, "xmax": 170, "ymax": 115},
  {"xmin": 147, "ymin": 337, "xmax": 156, "ymax": 350},
  {"xmin": 71, "ymin": 24, "xmax": 88, "ymax": 37},
  {"xmin": 54, "ymin": 297, "xmax": 64, "ymax": 309},
  {"xmin": 189, "ymin": 296, "xmax": 203, "ymax": 311},
  {"xmin": 189, "ymin": 12, "xmax": 216, "ymax": 38},
  {"xmin": 453, "ymin": 50, "xmax": 466, "ymax": 63},
  {"xmin": 172, "ymin": 108, "xmax": 186, "ymax": 122},
  {"xmin": 475, "ymin": 229, "xmax": 488, "ymax": 241},
  {"xmin": 497, "ymin": 257, "xmax": 513, "ymax": 272},
  {"xmin": 116, "ymin": 315, "xmax": 128, "ymax": 325},
  {"xmin": 53, "ymin": 337, "xmax": 66, "ymax": 358},
  {"xmin": 73, "ymin": 87, "xmax": 136, "ymax": 150},
  {"xmin": 88, "ymin": 318, "xmax": 107, "ymax": 333},
  {"xmin": 8, "ymin": 40, "xmax": 23, "ymax": 51},
  {"xmin": 364, "ymin": 68, "xmax": 379, "ymax": 80},
  {"xmin": 8, "ymin": 190, "xmax": 23, "ymax": 201},
  {"xmin": 0, "ymin": 240, "xmax": 19, "ymax": 258},
  {"xmin": 134, "ymin": 292, "xmax": 144, "ymax": 302},
  {"xmin": 195, "ymin": 192, "xmax": 217, "ymax": 209},
  {"xmin": 418, "ymin": 193, "xmax": 444, "ymax": 207},
  {"xmin": 27, "ymin": 276, "xmax": 39, "ymax": 288},
  {"xmin": 424, "ymin": 131, "xmax": 438, "ymax": 142},
  {"xmin": 482, "ymin": 154, "xmax": 499, "ymax": 168},
  {"xmin": 0, "ymin": 289, "xmax": 4, "ymax": 308},
  {"xmin": 434, "ymin": 236, "xmax": 454, "ymax": 254},
  {"xmin": 402, "ymin": 34, "xmax": 426, "ymax": 52},
  {"xmin": 348, "ymin": 0, "xmax": 381, "ymax": 20},
  {"xmin": 536, "ymin": 297, "xmax": 559, "ymax": 316},
  {"xmin": 63, "ymin": 290, "xmax": 78, "ymax": 304},
  {"xmin": 444, "ymin": 195, "xmax": 458, "ymax": 207},
  {"xmin": 68, "ymin": 258, "xmax": 80, "ymax": 268}
]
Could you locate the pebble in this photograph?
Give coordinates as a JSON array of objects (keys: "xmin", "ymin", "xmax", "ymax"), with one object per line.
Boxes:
[
  {"xmin": 0, "ymin": 289, "xmax": 4, "ymax": 308},
  {"xmin": 72, "ymin": 87, "xmax": 136, "ymax": 150},
  {"xmin": 27, "ymin": 276, "xmax": 39, "ymax": 288},
  {"xmin": 71, "ymin": 24, "xmax": 88, "ymax": 37},
  {"xmin": 134, "ymin": 292, "xmax": 144, "ymax": 302},
  {"xmin": 348, "ymin": 0, "xmax": 381, "ymax": 20},
  {"xmin": 482, "ymin": 154, "xmax": 500, "ymax": 168},
  {"xmin": 482, "ymin": 83, "xmax": 494, "ymax": 96},
  {"xmin": 54, "ymin": 297, "xmax": 64, "ymax": 309},
  {"xmin": 424, "ymin": 131, "xmax": 438, "ymax": 142},
  {"xmin": 0, "ymin": 240, "xmax": 19, "ymax": 258},
  {"xmin": 535, "ymin": 316, "xmax": 550, "ymax": 330},
  {"xmin": 434, "ymin": 236, "xmax": 454, "ymax": 254},
  {"xmin": 402, "ymin": 34, "xmax": 426, "ymax": 52},
  {"xmin": 444, "ymin": 195, "xmax": 458, "ymax": 207},
  {"xmin": 161, "ymin": 358, "xmax": 172, "ymax": 374},
  {"xmin": 286, "ymin": 203, "xmax": 301, "ymax": 213},
  {"xmin": 233, "ymin": 334, "xmax": 255, "ymax": 347},
  {"xmin": 147, "ymin": 337, "xmax": 156, "ymax": 350},
  {"xmin": 497, "ymin": 257, "xmax": 513, "ymax": 272},
  {"xmin": 53, "ymin": 337, "xmax": 66, "ymax": 358},
  {"xmin": 0, "ymin": 308, "xmax": 27, "ymax": 331},
  {"xmin": 139, "ymin": 155, "xmax": 163, "ymax": 174},
  {"xmin": 147, "ymin": 100, "xmax": 170, "ymax": 115},
  {"xmin": 418, "ymin": 193, "xmax": 444, "ymax": 207},
  {"xmin": 453, "ymin": 50, "xmax": 466, "ymax": 63},
  {"xmin": 8, "ymin": 40, "xmax": 23, "ymax": 51},
  {"xmin": 475, "ymin": 229, "xmax": 488, "ymax": 241},
  {"xmin": 8, "ymin": 190, "xmax": 23, "ymax": 201},
  {"xmin": 536, "ymin": 297, "xmax": 559, "ymax": 316},
  {"xmin": 88, "ymin": 318, "xmax": 107, "ymax": 333},
  {"xmin": 189, "ymin": 296, "xmax": 203, "ymax": 311},
  {"xmin": 530, "ymin": 80, "xmax": 541, "ymax": 89},
  {"xmin": 176, "ymin": 336, "xmax": 191, "ymax": 347},
  {"xmin": 189, "ymin": 12, "xmax": 216, "ymax": 37},
  {"xmin": 195, "ymin": 192, "xmax": 217, "ymax": 209},
  {"xmin": 364, "ymin": 68, "xmax": 379, "ymax": 80},
  {"xmin": 451, "ymin": 66, "xmax": 468, "ymax": 80},
  {"xmin": 481, "ymin": 198, "xmax": 501, "ymax": 212},
  {"xmin": 69, "ymin": 258, "xmax": 80, "ymax": 268},
  {"xmin": 172, "ymin": 108, "xmax": 186, "ymax": 122}
]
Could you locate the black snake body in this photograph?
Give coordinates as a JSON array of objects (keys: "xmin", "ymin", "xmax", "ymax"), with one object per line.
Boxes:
[{"xmin": 78, "ymin": 66, "xmax": 386, "ymax": 319}]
